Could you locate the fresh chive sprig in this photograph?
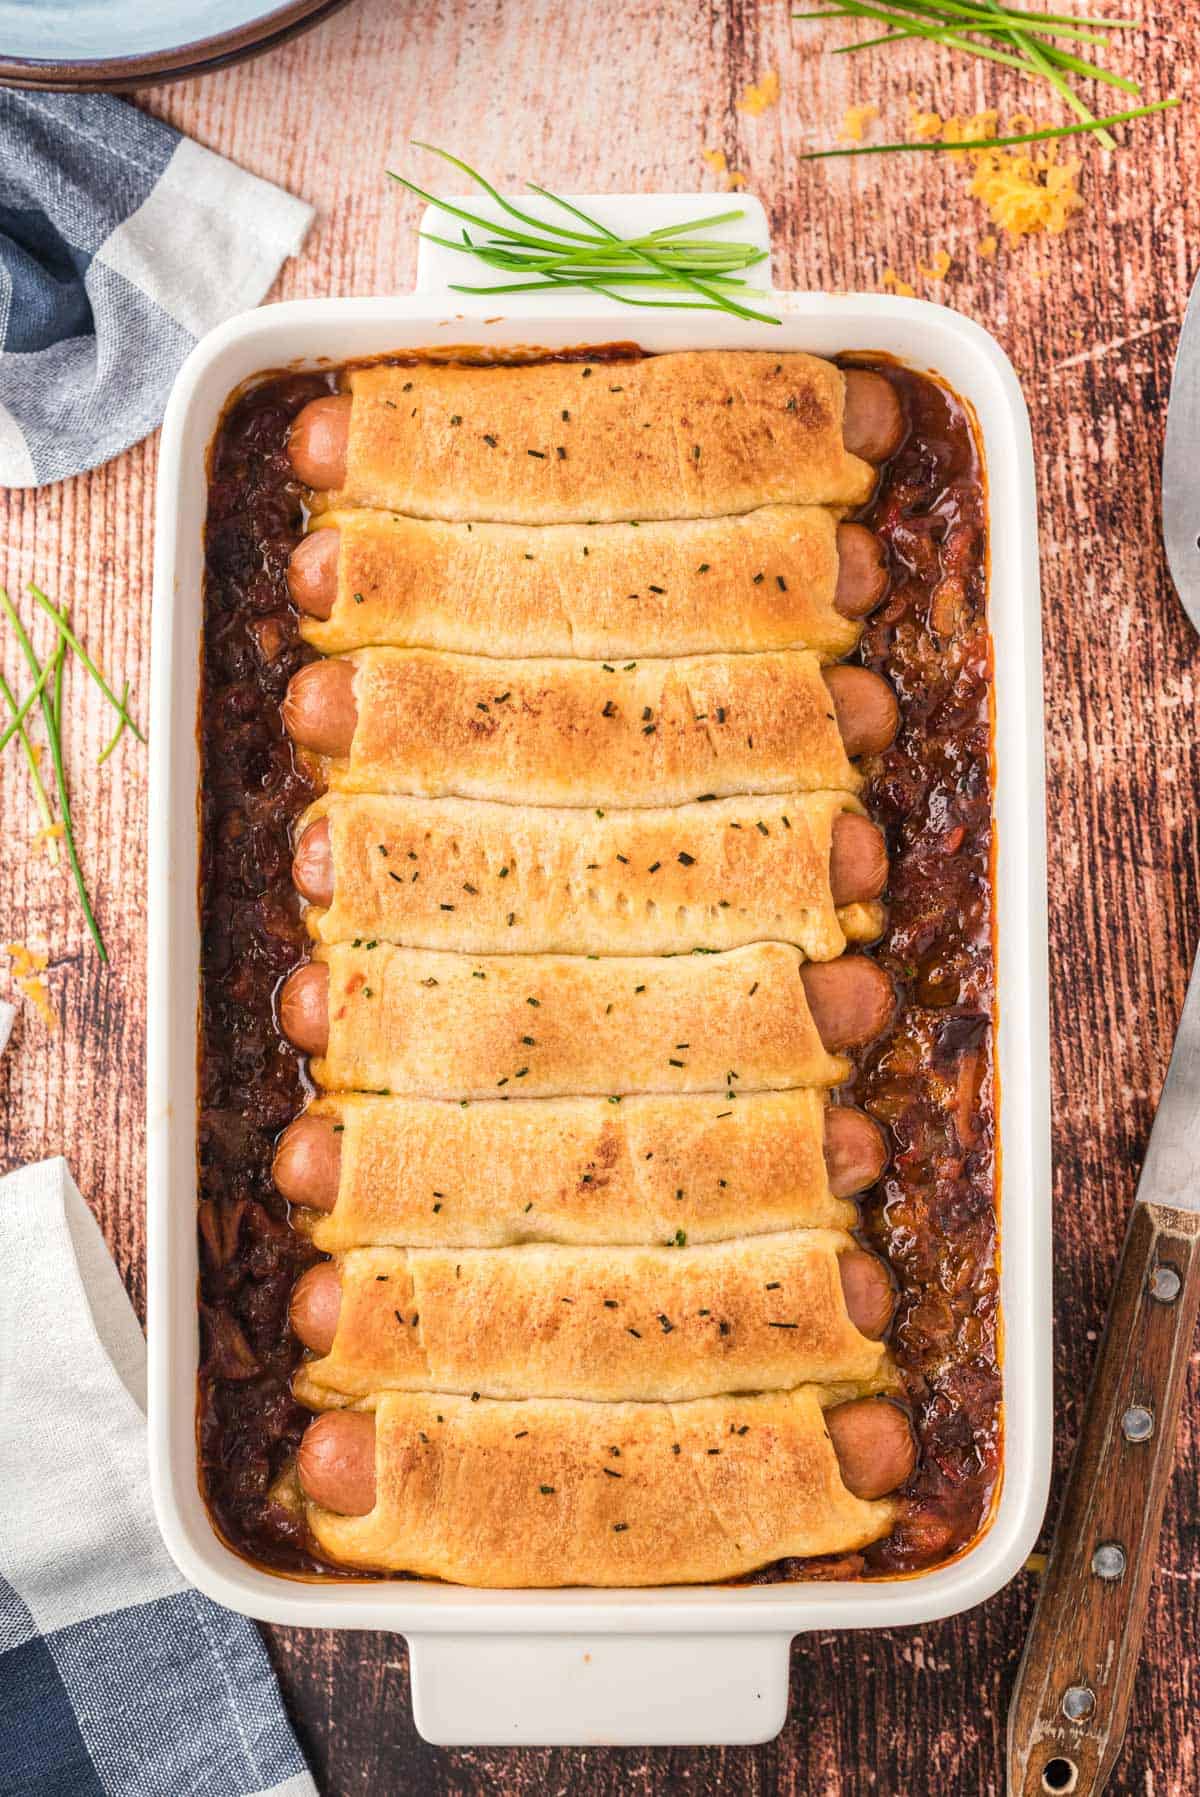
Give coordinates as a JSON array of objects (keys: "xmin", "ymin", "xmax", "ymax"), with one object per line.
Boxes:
[
  {"xmin": 0, "ymin": 581, "xmax": 143, "ymax": 965},
  {"xmin": 97, "ymin": 683, "xmax": 130, "ymax": 767},
  {"xmin": 388, "ymin": 145, "xmax": 782, "ymax": 325},
  {"xmin": 28, "ymin": 584, "xmax": 144, "ymax": 741},
  {"xmin": 0, "ymin": 586, "xmax": 107, "ymax": 961},
  {"xmin": 0, "ymin": 650, "xmax": 57, "ymax": 756},
  {"xmin": 795, "ymin": 1, "xmax": 1170, "ymax": 154},
  {"xmin": 0, "ymin": 663, "xmax": 60, "ymax": 860},
  {"xmin": 798, "ymin": 98, "xmax": 1179, "ymax": 158}
]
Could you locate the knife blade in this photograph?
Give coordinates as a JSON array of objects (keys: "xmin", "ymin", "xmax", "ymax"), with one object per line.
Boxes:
[
  {"xmin": 1008, "ymin": 274, "xmax": 1200, "ymax": 1797},
  {"xmin": 1162, "ymin": 265, "xmax": 1200, "ymax": 631},
  {"xmin": 1134, "ymin": 948, "xmax": 1200, "ymax": 1210}
]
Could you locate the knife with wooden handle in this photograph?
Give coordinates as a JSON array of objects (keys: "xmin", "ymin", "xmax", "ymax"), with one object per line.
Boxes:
[{"xmin": 1007, "ymin": 270, "xmax": 1200, "ymax": 1797}]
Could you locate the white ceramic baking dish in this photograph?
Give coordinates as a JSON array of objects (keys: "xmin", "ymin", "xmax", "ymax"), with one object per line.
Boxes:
[{"xmin": 147, "ymin": 193, "xmax": 1052, "ymax": 1747}]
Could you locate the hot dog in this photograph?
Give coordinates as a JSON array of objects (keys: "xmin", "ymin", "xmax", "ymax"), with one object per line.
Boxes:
[
  {"xmin": 272, "ymin": 1088, "xmax": 887, "ymax": 1250},
  {"xmin": 829, "ymin": 811, "xmax": 889, "ymax": 906},
  {"xmin": 293, "ymin": 802, "xmax": 886, "ymax": 914},
  {"xmin": 297, "ymin": 1408, "xmax": 376, "ymax": 1516},
  {"xmin": 833, "ymin": 523, "xmax": 890, "ymax": 620},
  {"xmin": 275, "ymin": 1101, "xmax": 889, "ymax": 1212},
  {"xmin": 280, "ymin": 650, "xmax": 899, "ymax": 807},
  {"xmin": 295, "ymin": 1392, "xmax": 916, "ymax": 1523},
  {"xmin": 288, "ymin": 1234, "xmax": 896, "ymax": 1409},
  {"xmin": 798, "ymin": 957, "xmax": 896, "ymax": 1050},
  {"xmin": 823, "ymin": 1396, "xmax": 918, "ymax": 1502},
  {"xmin": 286, "ymin": 356, "xmax": 903, "ymax": 519},
  {"xmin": 276, "ymin": 943, "xmax": 895, "ymax": 1095},
  {"xmin": 289, "ymin": 793, "xmax": 888, "ymax": 961},
  {"xmin": 822, "ymin": 664, "xmax": 900, "ymax": 759},
  {"xmin": 287, "ymin": 526, "xmax": 340, "ymax": 619},
  {"xmin": 289, "ymin": 1240, "xmax": 895, "ymax": 1367},
  {"xmin": 823, "ymin": 1104, "xmax": 889, "ymax": 1198},
  {"xmin": 288, "ymin": 394, "xmax": 350, "ymax": 490},
  {"xmin": 285, "ymin": 511, "xmax": 889, "ymax": 657},
  {"xmin": 840, "ymin": 371, "xmax": 907, "ymax": 465}
]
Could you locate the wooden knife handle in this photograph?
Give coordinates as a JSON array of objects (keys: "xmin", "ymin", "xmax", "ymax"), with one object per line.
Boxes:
[{"xmin": 1007, "ymin": 1200, "xmax": 1200, "ymax": 1796}]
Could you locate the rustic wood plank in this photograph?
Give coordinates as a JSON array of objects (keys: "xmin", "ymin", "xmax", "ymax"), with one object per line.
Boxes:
[{"xmin": 1, "ymin": 0, "xmax": 1197, "ymax": 1789}]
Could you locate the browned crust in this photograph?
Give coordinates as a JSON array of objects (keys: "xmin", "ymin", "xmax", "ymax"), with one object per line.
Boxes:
[
  {"xmin": 298, "ymin": 1088, "xmax": 856, "ymax": 1251},
  {"xmin": 301, "ymin": 505, "xmax": 861, "ymax": 660},
  {"xmin": 310, "ymin": 940, "xmax": 850, "ymax": 1098},
  {"xmin": 327, "ymin": 352, "xmax": 875, "ymax": 522},
  {"xmin": 300, "ymin": 789, "xmax": 880, "ymax": 958},
  {"xmin": 306, "ymin": 1386, "xmax": 897, "ymax": 1585},
  {"xmin": 326, "ymin": 647, "xmax": 860, "ymax": 807},
  {"xmin": 293, "ymin": 1231, "xmax": 890, "ymax": 1406}
]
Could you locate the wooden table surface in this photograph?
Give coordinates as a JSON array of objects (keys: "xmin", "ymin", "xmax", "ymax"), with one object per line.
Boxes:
[{"xmin": 1, "ymin": 1, "xmax": 1197, "ymax": 1790}]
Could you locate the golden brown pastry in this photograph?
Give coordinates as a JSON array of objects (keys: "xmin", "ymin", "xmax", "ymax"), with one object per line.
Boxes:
[
  {"xmin": 290, "ymin": 1231, "xmax": 892, "ymax": 1406},
  {"xmin": 312, "ymin": 352, "xmax": 879, "ymax": 522},
  {"xmin": 293, "ymin": 505, "xmax": 864, "ymax": 660},
  {"xmin": 283, "ymin": 647, "xmax": 864, "ymax": 807},
  {"xmin": 300, "ymin": 1386, "xmax": 901, "ymax": 1585},
  {"xmin": 279, "ymin": 1089, "xmax": 870, "ymax": 1250},
  {"xmin": 294, "ymin": 790, "xmax": 885, "ymax": 959},
  {"xmin": 289, "ymin": 940, "xmax": 853, "ymax": 1098}
]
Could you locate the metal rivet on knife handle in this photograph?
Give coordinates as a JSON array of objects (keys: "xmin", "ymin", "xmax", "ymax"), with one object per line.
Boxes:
[
  {"xmin": 1061, "ymin": 1687, "xmax": 1096, "ymax": 1722},
  {"xmin": 1091, "ymin": 1540, "xmax": 1127, "ymax": 1580},
  {"xmin": 1121, "ymin": 1404, "xmax": 1155, "ymax": 1442},
  {"xmin": 1150, "ymin": 1263, "xmax": 1182, "ymax": 1303}
]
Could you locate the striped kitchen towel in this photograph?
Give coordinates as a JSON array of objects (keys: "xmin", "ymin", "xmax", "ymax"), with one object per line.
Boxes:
[
  {"xmin": 0, "ymin": 92, "xmax": 313, "ymax": 489},
  {"xmin": 0, "ymin": 1158, "xmax": 316, "ymax": 1797}
]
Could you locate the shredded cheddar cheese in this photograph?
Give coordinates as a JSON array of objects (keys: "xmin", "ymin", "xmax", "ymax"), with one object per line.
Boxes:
[
  {"xmin": 32, "ymin": 820, "xmax": 64, "ymax": 862},
  {"xmin": 701, "ymin": 148, "xmax": 747, "ymax": 191},
  {"xmin": 969, "ymin": 143, "xmax": 1082, "ymax": 240},
  {"xmin": 908, "ymin": 100, "xmax": 945, "ymax": 140},
  {"xmin": 5, "ymin": 942, "xmax": 56, "ymax": 1030},
  {"xmin": 738, "ymin": 70, "xmax": 779, "ymax": 117},
  {"xmin": 840, "ymin": 103, "xmax": 879, "ymax": 144},
  {"xmin": 918, "ymin": 249, "xmax": 952, "ymax": 281},
  {"xmin": 910, "ymin": 103, "xmax": 1084, "ymax": 240},
  {"xmin": 979, "ymin": 234, "xmax": 999, "ymax": 259},
  {"xmin": 881, "ymin": 267, "xmax": 917, "ymax": 298}
]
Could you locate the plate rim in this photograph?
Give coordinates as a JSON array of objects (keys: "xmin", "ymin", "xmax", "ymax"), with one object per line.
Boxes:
[{"xmin": 0, "ymin": 0, "xmax": 347, "ymax": 87}]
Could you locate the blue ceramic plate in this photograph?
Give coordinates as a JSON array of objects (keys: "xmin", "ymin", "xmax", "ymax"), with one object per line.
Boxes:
[{"xmin": 0, "ymin": 0, "xmax": 346, "ymax": 84}]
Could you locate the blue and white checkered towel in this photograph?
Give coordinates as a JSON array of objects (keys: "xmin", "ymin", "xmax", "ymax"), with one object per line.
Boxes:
[
  {"xmin": 0, "ymin": 92, "xmax": 313, "ymax": 489},
  {"xmin": 0, "ymin": 1158, "xmax": 317, "ymax": 1797}
]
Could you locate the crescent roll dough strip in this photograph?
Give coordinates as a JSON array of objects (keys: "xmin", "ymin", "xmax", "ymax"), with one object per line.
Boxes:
[
  {"xmin": 299, "ymin": 1089, "xmax": 855, "ymax": 1251},
  {"xmin": 311, "ymin": 940, "xmax": 849, "ymax": 1098},
  {"xmin": 293, "ymin": 1230, "xmax": 888, "ymax": 1407},
  {"xmin": 301, "ymin": 790, "xmax": 881, "ymax": 959},
  {"xmin": 326, "ymin": 352, "xmax": 875, "ymax": 523},
  {"xmin": 329, "ymin": 648, "xmax": 859, "ymax": 807},
  {"xmin": 301, "ymin": 505, "xmax": 862, "ymax": 660},
  {"xmin": 305, "ymin": 1387, "xmax": 897, "ymax": 1584}
]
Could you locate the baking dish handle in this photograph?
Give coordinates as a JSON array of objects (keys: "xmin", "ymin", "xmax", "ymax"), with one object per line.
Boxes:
[{"xmin": 407, "ymin": 1628, "xmax": 792, "ymax": 1746}]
